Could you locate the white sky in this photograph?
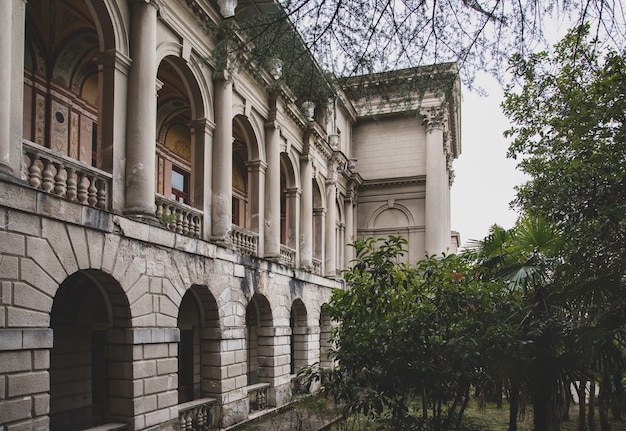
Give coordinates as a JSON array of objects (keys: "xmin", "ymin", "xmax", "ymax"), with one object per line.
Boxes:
[{"xmin": 450, "ymin": 75, "xmax": 527, "ymax": 248}]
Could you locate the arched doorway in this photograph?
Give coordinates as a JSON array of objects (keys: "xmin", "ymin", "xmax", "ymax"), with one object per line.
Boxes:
[
  {"xmin": 245, "ymin": 294, "xmax": 273, "ymax": 385},
  {"xmin": 290, "ymin": 299, "xmax": 308, "ymax": 376},
  {"xmin": 50, "ymin": 270, "xmax": 131, "ymax": 431}
]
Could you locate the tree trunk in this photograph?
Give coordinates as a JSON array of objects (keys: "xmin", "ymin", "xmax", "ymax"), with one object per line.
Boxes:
[
  {"xmin": 578, "ymin": 380, "xmax": 588, "ymax": 431},
  {"xmin": 598, "ymin": 378, "xmax": 610, "ymax": 431},
  {"xmin": 589, "ymin": 380, "xmax": 596, "ymax": 431},
  {"xmin": 508, "ymin": 380, "xmax": 519, "ymax": 431}
]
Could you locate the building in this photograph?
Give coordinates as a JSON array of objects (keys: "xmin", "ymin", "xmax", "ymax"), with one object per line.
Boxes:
[{"xmin": 0, "ymin": 0, "xmax": 460, "ymax": 430}]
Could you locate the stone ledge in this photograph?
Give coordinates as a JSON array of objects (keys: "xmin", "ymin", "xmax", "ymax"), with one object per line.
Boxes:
[{"xmin": 82, "ymin": 423, "xmax": 128, "ymax": 431}]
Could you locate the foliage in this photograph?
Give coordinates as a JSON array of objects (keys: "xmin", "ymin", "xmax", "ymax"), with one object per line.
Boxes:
[
  {"xmin": 503, "ymin": 28, "xmax": 626, "ymax": 429},
  {"xmin": 503, "ymin": 24, "xmax": 626, "ymax": 287},
  {"xmin": 309, "ymin": 236, "xmax": 520, "ymax": 430}
]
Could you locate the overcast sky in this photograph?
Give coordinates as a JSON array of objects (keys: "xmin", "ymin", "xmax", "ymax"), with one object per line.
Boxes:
[{"xmin": 450, "ymin": 75, "xmax": 527, "ymax": 248}]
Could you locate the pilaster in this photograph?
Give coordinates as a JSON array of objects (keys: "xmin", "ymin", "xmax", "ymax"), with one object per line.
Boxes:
[
  {"xmin": 299, "ymin": 152, "xmax": 314, "ymax": 270},
  {"xmin": 0, "ymin": 0, "xmax": 13, "ymax": 175},
  {"xmin": 324, "ymin": 176, "xmax": 337, "ymax": 277},
  {"xmin": 264, "ymin": 119, "xmax": 281, "ymax": 258}
]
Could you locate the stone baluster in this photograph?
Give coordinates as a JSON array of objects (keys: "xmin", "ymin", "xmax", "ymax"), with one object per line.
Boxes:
[
  {"xmin": 41, "ymin": 159, "xmax": 55, "ymax": 193},
  {"xmin": 96, "ymin": 180, "xmax": 107, "ymax": 209},
  {"xmin": 53, "ymin": 163, "xmax": 67, "ymax": 196},
  {"xmin": 66, "ymin": 167, "xmax": 77, "ymax": 201},
  {"xmin": 77, "ymin": 172, "xmax": 89, "ymax": 205},
  {"xmin": 27, "ymin": 153, "xmax": 41, "ymax": 189},
  {"xmin": 88, "ymin": 175, "xmax": 98, "ymax": 207}
]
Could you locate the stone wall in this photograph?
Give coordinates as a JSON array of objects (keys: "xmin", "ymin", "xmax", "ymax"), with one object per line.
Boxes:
[{"xmin": 0, "ymin": 181, "xmax": 337, "ymax": 430}]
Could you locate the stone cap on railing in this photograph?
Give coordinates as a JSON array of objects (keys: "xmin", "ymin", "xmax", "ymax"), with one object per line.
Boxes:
[
  {"xmin": 82, "ymin": 424, "xmax": 128, "ymax": 431},
  {"xmin": 178, "ymin": 397, "xmax": 217, "ymax": 413}
]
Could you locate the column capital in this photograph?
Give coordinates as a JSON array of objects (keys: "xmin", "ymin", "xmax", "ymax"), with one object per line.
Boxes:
[
  {"xmin": 264, "ymin": 120, "xmax": 281, "ymax": 131},
  {"xmin": 189, "ymin": 117, "xmax": 216, "ymax": 134},
  {"xmin": 245, "ymin": 159, "xmax": 268, "ymax": 173},
  {"xmin": 421, "ymin": 105, "xmax": 447, "ymax": 132}
]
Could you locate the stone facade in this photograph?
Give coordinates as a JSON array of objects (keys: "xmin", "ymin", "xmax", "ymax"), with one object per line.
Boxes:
[{"xmin": 0, "ymin": 0, "xmax": 460, "ymax": 430}]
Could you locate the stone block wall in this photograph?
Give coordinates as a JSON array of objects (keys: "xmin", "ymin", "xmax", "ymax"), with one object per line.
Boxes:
[{"xmin": 0, "ymin": 183, "xmax": 337, "ymax": 430}]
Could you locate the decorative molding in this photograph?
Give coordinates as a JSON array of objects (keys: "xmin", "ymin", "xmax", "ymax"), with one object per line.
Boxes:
[
  {"xmin": 420, "ymin": 104, "xmax": 447, "ymax": 131},
  {"xmin": 360, "ymin": 175, "xmax": 426, "ymax": 189}
]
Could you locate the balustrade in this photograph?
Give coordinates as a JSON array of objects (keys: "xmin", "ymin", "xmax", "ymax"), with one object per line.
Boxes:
[
  {"xmin": 178, "ymin": 398, "xmax": 216, "ymax": 431},
  {"xmin": 155, "ymin": 195, "xmax": 202, "ymax": 238},
  {"xmin": 312, "ymin": 258, "xmax": 322, "ymax": 275},
  {"xmin": 22, "ymin": 140, "xmax": 111, "ymax": 210},
  {"xmin": 246, "ymin": 382, "xmax": 270, "ymax": 412},
  {"xmin": 279, "ymin": 244, "xmax": 296, "ymax": 267},
  {"xmin": 231, "ymin": 225, "xmax": 258, "ymax": 256}
]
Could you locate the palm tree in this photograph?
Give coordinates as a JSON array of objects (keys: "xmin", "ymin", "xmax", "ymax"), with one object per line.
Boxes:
[{"xmin": 469, "ymin": 216, "xmax": 580, "ymax": 431}]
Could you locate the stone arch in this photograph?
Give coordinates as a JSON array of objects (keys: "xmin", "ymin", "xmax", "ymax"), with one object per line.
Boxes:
[
  {"xmin": 290, "ymin": 299, "xmax": 308, "ymax": 375},
  {"xmin": 245, "ymin": 293, "xmax": 273, "ymax": 385},
  {"xmin": 368, "ymin": 202, "xmax": 414, "ymax": 229},
  {"xmin": 23, "ymin": 0, "xmax": 119, "ymax": 172},
  {"xmin": 312, "ymin": 177, "xmax": 325, "ymax": 265},
  {"xmin": 50, "ymin": 270, "xmax": 132, "ymax": 430},
  {"xmin": 177, "ymin": 285, "xmax": 221, "ymax": 403},
  {"xmin": 85, "ymin": 0, "xmax": 128, "ymax": 53},
  {"xmin": 156, "ymin": 55, "xmax": 207, "ymax": 207},
  {"xmin": 280, "ymin": 153, "xmax": 298, "ymax": 249},
  {"xmin": 233, "ymin": 114, "xmax": 263, "ymax": 232},
  {"xmin": 319, "ymin": 307, "xmax": 334, "ymax": 369}
]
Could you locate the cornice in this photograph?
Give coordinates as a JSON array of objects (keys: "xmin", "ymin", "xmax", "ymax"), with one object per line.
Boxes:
[{"xmin": 359, "ymin": 175, "xmax": 426, "ymax": 189}]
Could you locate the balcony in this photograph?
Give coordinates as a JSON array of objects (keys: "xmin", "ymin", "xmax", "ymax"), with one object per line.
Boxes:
[
  {"xmin": 312, "ymin": 258, "xmax": 322, "ymax": 275},
  {"xmin": 22, "ymin": 140, "xmax": 111, "ymax": 210},
  {"xmin": 155, "ymin": 195, "xmax": 202, "ymax": 238},
  {"xmin": 279, "ymin": 244, "xmax": 296, "ymax": 267},
  {"xmin": 231, "ymin": 225, "xmax": 259, "ymax": 256}
]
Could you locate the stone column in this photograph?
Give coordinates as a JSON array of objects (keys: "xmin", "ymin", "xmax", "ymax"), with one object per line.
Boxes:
[
  {"xmin": 324, "ymin": 178, "xmax": 337, "ymax": 277},
  {"xmin": 0, "ymin": 0, "xmax": 13, "ymax": 175},
  {"xmin": 299, "ymin": 154, "xmax": 313, "ymax": 270},
  {"xmin": 212, "ymin": 76, "xmax": 233, "ymax": 240},
  {"xmin": 124, "ymin": 0, "xmax": 159, "ymax": 220},
  {"xmin": 264, "ymin": 120, "xmax": 281, "ymax": 258},
  {"xmin": 422, "ymin": 106, "xmax": 447, "ymax": 256}
]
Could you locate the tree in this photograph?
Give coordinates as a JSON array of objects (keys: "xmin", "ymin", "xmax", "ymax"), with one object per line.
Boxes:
[
  {"xmin": 206, "ymin": 1, "xmax": 625, "ymax": 92},
  {"xmin": 503, "ymin": 23, "xmax": 626, "ymax": 286},
  {"xmin": 468, "ymin": 217, "xmax": 581, "ymax": 431},
  {"xmin": 503, "ymin": 24, "xmax": 626, "ymax": 430},
  {"xmin": 311, "ymin": 236, "xmax": 518, "ymax": 430}
]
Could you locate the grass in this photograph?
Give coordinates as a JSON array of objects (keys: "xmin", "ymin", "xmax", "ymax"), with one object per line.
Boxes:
[{"xmin": 230, "ymin": 395, "xmax": 626, "ymax": 431}]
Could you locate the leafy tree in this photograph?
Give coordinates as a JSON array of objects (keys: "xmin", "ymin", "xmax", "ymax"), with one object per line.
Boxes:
[
  {"xmin": 503, "ymin": 27, "xmax": 626, "ymax": 429},
  {"xmin": 504, "ymin": 23, "xmax": 626, "ymax": 287},
  {"xmin": 311, "ymin": 236, "xmax": 519, "ymax": 430}
]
